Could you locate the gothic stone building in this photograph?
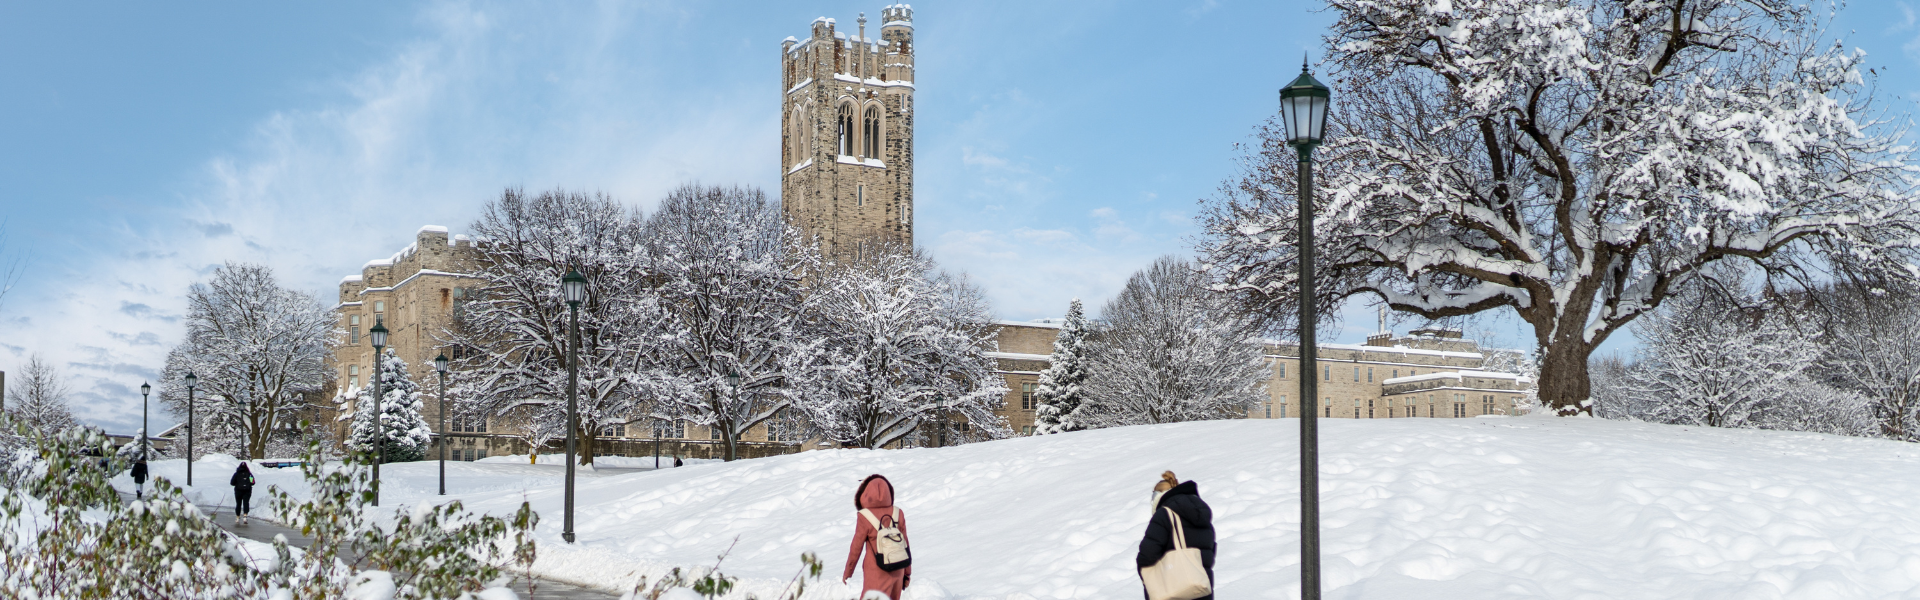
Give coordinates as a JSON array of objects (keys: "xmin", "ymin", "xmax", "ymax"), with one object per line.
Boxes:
[{"xmin": 780, "ymin": 6, "xmax": 916, "ymax": 254}]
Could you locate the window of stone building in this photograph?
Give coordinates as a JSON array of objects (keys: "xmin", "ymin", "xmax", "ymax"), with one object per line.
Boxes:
[
  {"xmin": 857, "ymin": 184, "xmax": 865, "ymax": 206},
  {"xmin": 1453, "ymin": 402, "xmax": 1467, "ymax": 418},
  {"xmin": 863, "ymin": 105, "xmax": 882, "ymax": 156},
  {"xmin": 1483, "ymin": 395, "xmax": 1495, "ymax": 416},
  {"xmin": 602, "ymin": 422, "xmax": 626, "ymax": 438},
  {"xmin": 711, "ymin": 425, "xmax": 724, "ymax": 440},
  {"xmin": 1354, "ymin": 366, "xmax": 1360, "ymax": 382},
  {"xmin": 1277, "ymin": 401, "xmax": 1287, "ymax": 418},
  {"xmin": 1021, "ymin": 383, "xmax": 1038, "ymax": 410},
  {"xmin": 349, "ymin": 375, "xmax": 359, "ymax": 390},
  {"xmin": 1392, "ymin": 369, "xmax": 1398, "ymax": 379},
  {"xmin": 375, "ymin": 301, "xmax": 385, "ymax": 313},
  {"xmin": 1021, "ymin": 425, "xmax": 1035, "ymax": 435},
  {"xmin": 1264, "ymin": 402, "xmax": 1271, "ymax": 418},
  {"xmin": 1324, "ymin": 365, "xmax": 1331, "ymax": 381},
  {"xmin": 1367, "ymin": 398, "xmax": 1375, "ymax": 418},
  {"xmin": 1367, "ymin": 367, "xmax": 1373, "ymax": 382},
  {"xmin": 1277, "ymin": 363, "xmax": 1286, "ymax": 378}
]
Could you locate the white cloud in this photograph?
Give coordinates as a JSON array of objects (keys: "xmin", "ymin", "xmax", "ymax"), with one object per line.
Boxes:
[{"xmin": 0, "ymin": 0, "xmax": 774, "ymax": 434}]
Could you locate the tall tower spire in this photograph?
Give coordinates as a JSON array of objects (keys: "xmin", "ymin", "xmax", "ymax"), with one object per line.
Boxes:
[{"xmin": 779, "ymin": 6, "xmax": 916, "ymax": 255}]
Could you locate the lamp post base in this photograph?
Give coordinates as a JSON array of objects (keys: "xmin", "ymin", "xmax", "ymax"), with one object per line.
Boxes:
[{"xmin": 562, "ymin": 532, "xmax": 575, "ymax": 543}]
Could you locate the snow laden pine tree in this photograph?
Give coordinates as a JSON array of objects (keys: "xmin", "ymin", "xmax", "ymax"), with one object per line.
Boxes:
[
  {"xmin": 345, "ymin": 349, "xmax": 433, "ymax": 462},
  {"xmin": 159, "ymin": 262, "xmax": 334, "ymax": 459},
  {"xmin": 1033, "ymin": 299, "xmax": 1093, "ymax": 434},
  {"xmin": 636, "ymin": 185, "xmax": 823, "ymax": 461},
  {"xmin": 1200, "ymin": 0, "xmax": 1920, "ymax": 415},
  {"xmin": 1084, "ymin": 256, "xmax": 1269, "ymax": 426},
  {"xmin": 450, "ymin": 188, "xmax": 654, "ymax": 466},
  {"xmin": 800, "ymin": 242, "xmax": 1009, "ymax": 448}
]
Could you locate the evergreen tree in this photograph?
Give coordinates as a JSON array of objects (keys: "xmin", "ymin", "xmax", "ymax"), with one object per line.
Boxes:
[
  {"xmin": 345, "ymin": 349, "xmax": 433, "ymax": 462},
  {"xmin": 1033, "ymin": 299, "xmax": 1093, "ymax": 434}
]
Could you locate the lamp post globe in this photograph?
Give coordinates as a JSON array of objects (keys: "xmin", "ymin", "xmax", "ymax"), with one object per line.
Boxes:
[
  {"xmin": 1280, "ymin": 57, "xmax": 1332, "ymax": 600},
  {"xmin": 560, "ymin": 268, "xmax": 586, "ymax": 543},
  {"xmin": 184, "ymin": 372, "xmax": 197, "ymax": 485},
  {"xmin": 369, "ymin": 317, "xmax": 389, "ymax": 506},
  {"xmin": 1279, "ymin": 61, "xmax": 1332, "ymax": 151},
  {"xmin": 434, "ymin": 353, "xmax": 450, "ymax": 496}
]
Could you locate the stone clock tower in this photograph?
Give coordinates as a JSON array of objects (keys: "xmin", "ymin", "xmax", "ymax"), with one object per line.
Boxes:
[{"xmin": 779, "ymin": 5, "xmax": 915, "ymax": 254}]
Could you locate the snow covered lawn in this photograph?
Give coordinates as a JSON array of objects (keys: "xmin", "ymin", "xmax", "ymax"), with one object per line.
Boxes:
[{"xmin": 122, "ymin": 418, "xmax": 1920, "ymax": 599}]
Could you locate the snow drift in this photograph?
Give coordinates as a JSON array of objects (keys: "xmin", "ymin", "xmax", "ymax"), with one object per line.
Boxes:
[{"xmin": 452, "ymin": 417, "xmax": 1920, "ymax": 599}]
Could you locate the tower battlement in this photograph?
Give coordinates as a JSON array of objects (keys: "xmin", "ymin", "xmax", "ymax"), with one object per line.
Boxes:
[{"xmin": 780, "ymin": 6, "xmax": 916, "ymax": 254}]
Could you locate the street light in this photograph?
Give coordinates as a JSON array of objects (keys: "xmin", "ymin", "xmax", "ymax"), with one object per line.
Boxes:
[
  {"xmin": 561, "ymin": 267, "xmax": 587, "ymax": 544},
  {"xmin": 138, "ymin": 382, "xmax": 148, "ymax": 500},
  {"xmin": 369, "ymin": 317, "xmax": 389, "ymax": 507},
  {"xmin": 1280, "ymin": 57, "xmax": 1331, "ymax": 600},
  {"xmin": 184, "ymin": 372, "xmax": 197, "ymax": 485},
  {"xmin": 435, "ymin": 353, "xmax": 449, "ymax": 496}
]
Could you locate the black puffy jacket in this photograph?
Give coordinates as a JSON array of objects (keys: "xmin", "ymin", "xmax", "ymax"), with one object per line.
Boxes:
[{"xmin": 1135, "ymin": 480, "xmax": 1216, "ymax": 598}]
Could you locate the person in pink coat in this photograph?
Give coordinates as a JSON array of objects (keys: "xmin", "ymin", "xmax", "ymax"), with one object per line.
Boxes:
[{"xmin": 844, "ymin": 474, "xmax": 911, "ymax": 600}]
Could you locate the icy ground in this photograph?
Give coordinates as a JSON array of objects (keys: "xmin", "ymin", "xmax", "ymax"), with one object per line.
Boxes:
[{"xmin": 122, "ymin": 418, "xmax": 1920, "ymax": 599}]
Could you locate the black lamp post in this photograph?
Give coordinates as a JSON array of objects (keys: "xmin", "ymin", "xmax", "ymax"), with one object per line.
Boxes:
[
  {"xmin": 435, "ymin": 353, "xmax": 449, "ymax": 496},
  {"xmin": 1280, "ymin": 57, "xmax": 1331, "ymax": 600},
  {"xmin": 560, "ymin": 267, "xmax": 587, "ymax": 544},
  {"xmin": 369, "ymin": 317, "xmax": 389, "ymax": 507},
  {"xmin": 184, "ymin": 372, "xmax": 197, "ymax": 485}
]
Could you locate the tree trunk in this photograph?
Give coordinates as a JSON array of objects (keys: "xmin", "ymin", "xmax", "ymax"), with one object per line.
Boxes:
[
  {"xmin": 1537, "ymin": 339, "xmax": 1595, "ymax": 415},
  {"xmin": 579, "ymin": 428, "xmax": 596, "ymax": 466}
]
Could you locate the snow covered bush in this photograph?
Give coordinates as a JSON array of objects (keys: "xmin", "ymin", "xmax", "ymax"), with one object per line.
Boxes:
[
  {"xmin": 1815, "ymin": 282, "xmax": 1920, "ymax": 440},
  {"xmin": 1083, "ymin": 256, "xmax": 1268, "ymax": 426},
  {"xmin": 160, "ymin": 262, "xmax": 336, "ymax": 459},
  {"xmin": 1199, "ymin": 0, "xmax": 1920, "ymax": 415},
  {"xmin": 800, "ymin": 242, "xmax": 1009, "ymax": 448},
  {"xmin": 344, "ymin": 349, "xmax": 434, "ymax": 463},
  {"xmin": 1032, "ymin": 299, "xmax": 1094, "ymax": 434},
  {"xmin": 0, "ymin": 416, "xmax": 537, "ymax": 599}
]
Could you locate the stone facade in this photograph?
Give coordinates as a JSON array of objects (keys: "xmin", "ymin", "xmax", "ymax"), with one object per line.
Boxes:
[
  {"xmin": 780, "ymin": 5, "xmax": 916, "ymax": 255},
  {"xmin": 983, "ymin": 321, "xmax": 1531, "ymax": 432}
]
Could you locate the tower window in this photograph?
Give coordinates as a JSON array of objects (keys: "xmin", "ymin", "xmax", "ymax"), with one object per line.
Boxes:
[
  {"xmin": 858, "ymin": 184, "xmax": 864, "ymax": 206},
  {"xmin": 863, "ymin": 105, "xmax": 882, "ymax": 157},
  {"xmin": 838, "ymin": 103, "xmax": 855, "ymax": 156}
]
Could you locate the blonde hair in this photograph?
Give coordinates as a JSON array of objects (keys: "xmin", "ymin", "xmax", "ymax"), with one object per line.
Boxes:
[{"xmin": 1153, "ymin": 470, "xmax": 1179, "ymax": 493}]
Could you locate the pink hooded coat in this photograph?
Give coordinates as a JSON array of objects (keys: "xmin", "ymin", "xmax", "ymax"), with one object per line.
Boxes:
[{"xmin": 844, "ymin": 474, "xmax": 910, "ymax": 599}]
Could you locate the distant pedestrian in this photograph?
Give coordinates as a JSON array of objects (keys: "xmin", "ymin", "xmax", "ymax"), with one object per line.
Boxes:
[
  {"xmin": 1137, "ymin": 471, "xmax": 1215, "ymax": 600},
  {"xmin": 230, "ymin": 463, "xmax": 256, "ymax": 525},
  {"xmin": 130, "ymin": 460, "xmax": 149, "ymax": 500},
  {"xmin": 673, "ymin": 455, "xmax": 684, "ymax": 468},
  {"xmin": 843, "ymin": 474, "xmax": 911, "ymax": 600}
]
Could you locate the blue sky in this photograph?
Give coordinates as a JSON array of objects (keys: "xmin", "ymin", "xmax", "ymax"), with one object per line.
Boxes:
[{"xmin": 4, "ymin": 0, "xmax": 1920, "ymax": 434}]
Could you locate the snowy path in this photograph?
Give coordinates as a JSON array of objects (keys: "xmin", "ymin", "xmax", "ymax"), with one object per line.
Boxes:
[{"xmin": 124, "ymin": 419, "xmax": 1920, "ymax": 599}]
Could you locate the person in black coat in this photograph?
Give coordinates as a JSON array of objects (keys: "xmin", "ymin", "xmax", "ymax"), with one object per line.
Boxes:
[
  {"xmin": 130, "ymin": 460, "xmax": 149, "ymax": 499},
  {"xmin": 1136, "ymin": 470, "xmax": 1215, "ymax": 600},
  {"xmin": 230, "ymin": 463, "xmax": 256, "ymax": 525}
]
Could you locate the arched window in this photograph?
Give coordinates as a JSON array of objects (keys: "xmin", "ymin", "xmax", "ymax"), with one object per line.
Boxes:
[
  {"xmin": 838, "ymin": 103, "xmax": 855, "ymax": 156},
  {"xmin": 863, "ymin": 105, "xmax": 882, "ymax": 158}
]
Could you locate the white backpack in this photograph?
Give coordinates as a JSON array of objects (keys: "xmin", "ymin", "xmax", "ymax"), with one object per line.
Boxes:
[{"xmin": 858, "ymin": 507, "xmax": 912, "ymax": 571}]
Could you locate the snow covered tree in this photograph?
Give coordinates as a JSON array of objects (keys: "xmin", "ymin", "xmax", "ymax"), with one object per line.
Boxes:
[
  {"xmin": 450, "ymin": 188, "xmax": 654, "ymax": 466},
  {"xmin": 344, "ymin": 349, "xmax": 433, "ymax": 463},
  {"xmin": 159, "ymin": 262, "xmax": 334, "ymax": 459},
  {"xmin": 1083, "ymin": 256, "xmax": 1268, "ymax": 427},
  {"xmin": 3, "ymin": 355, "xmax": 76, "ymax": 438},
  {"xmin": 800, "ymin": 242, "xmax": 1009, "ymax": 449},
  {"xmin": 502, "ymin": 403, "xmax": 564, "ymax": 464},
  {"xmin": 636, "ymin": 185, "xmax": 825, "ymax": 461},
  {"xmin": 1200, "ymin": 0, "xmax": 1920, "ymax": 416},
  {"xmin": 1816, "ymin": 282, "xmax": 1920, "ymax": 440},
  {"xmin": 1032, "ymin": 299, "xmax": 1093, "ymax": 434}
]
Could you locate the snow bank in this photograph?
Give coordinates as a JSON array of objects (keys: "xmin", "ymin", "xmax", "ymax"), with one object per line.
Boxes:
[
  {"xmin": 456, "ymin": 418, "xmax": 1920, "ymax": 599},
  {"xmin": 110, "ymin": 420, "xmax": 1920, "ymax": 598},
  {"xmin": 477, "ymin": 454, "xmax": 722, "ymax": 468}
]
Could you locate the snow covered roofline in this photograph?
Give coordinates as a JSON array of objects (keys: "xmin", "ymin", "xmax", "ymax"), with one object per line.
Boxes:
[
  {"xmin": 1266, "ymin": 340, "xmax": 1484, "ymax": 360},
  {"xmin": 1382, "ymin": 370, "xmax": 1529, "ymax": 386},
  {"xmin": 340, "ymin": 275, "xmax": 364, "ymax": 284},
  {"xmin": 418, "ymin": 224, "xmax": 448, "ymax": 234},
  {"xmin": 993, "ymin": 319, "xmax": 1063, "ymax": 329},
  {"xmin": 984, "ymin": 351, "xmax": 1051, "ymax": 362}
]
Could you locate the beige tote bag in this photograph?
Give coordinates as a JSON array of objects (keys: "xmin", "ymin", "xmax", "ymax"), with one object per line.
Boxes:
[{"xmin": 1140, "ymin": 507, "xmax": 1212, "ymax": 600}]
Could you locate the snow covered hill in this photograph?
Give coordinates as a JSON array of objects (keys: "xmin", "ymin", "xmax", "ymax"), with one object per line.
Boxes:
[
  {"xmin": 458, "ymin": 417, "xmax": 1920, "ymax": 599},
  {"xmin": 126, "ymin": 417, "xmax": 1920, "ymax": 599}
]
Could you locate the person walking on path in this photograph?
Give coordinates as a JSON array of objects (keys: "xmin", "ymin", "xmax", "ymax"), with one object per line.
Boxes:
[
  {"xmin": 843, "ymin": 474, "xmax": 911, "ymax": 600},
  {"xmin": 1136, "ymin": 471, "xmax": 1216, "ymax": 600},
  {"xmin": 130, "ymin": 460, "xmax": 148, "ymax": 499},
  {"xmin": 230, "ymin": 463, "xmax": 256, "ymax": 525}
]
